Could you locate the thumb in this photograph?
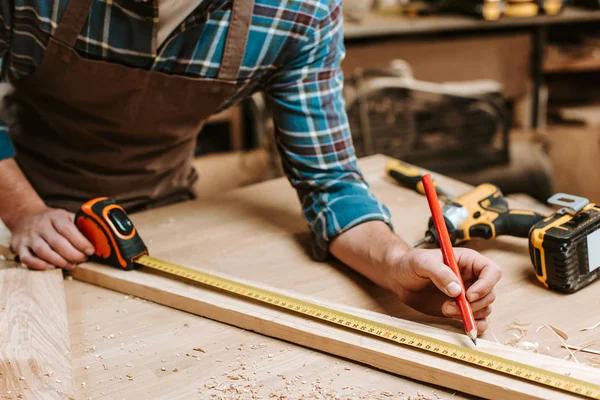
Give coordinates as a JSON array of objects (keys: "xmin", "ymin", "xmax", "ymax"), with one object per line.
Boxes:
[{"xmin": 414, "ymin": 260, "xmax": 463, "ymax": 297}]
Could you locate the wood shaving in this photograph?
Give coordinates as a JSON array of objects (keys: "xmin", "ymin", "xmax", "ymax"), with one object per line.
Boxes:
[
  {"xmin": 484, "ymin": 318, "xmax": 501, "ymax": 344},
  {"xmin": 193, "ymin": 347, "xmax": 206, "ymax": 353},
  {"xmin": 536, "ymin": 324, "xmax": 568, "ymax": 340},
  {"xmin": 581, "ymin": 321, "xmax": 600, "ymax": 331},
  {"xmin": 515, "ymin": 342, "xmax": 539, "ymax": 352},
  {"xmin": 536, "ymin": 324, "xmax": 579, "ymax": 363},
  {"xmin": 563, "ymin": 344, "xmax": 600, "ymax": 356}
]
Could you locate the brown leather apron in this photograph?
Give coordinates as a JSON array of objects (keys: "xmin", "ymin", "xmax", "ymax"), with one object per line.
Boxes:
[{"xmin": 6, "ymin": 0, "xmax": 253, "ymax": 213}]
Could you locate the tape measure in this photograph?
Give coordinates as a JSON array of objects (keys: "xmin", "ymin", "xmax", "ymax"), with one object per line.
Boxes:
[{"xmin": 75, "ymin": 197, "xmax": 600, "ymax": 399}]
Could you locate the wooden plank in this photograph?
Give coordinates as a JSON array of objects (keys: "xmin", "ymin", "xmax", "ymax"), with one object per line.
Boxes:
[
  {"xmin": 71, "ymin": 261, "xmax": 599, "ymax": 400},
  {"xmin": 66, "ymin": 279, "xmax": 466, "ymax": 399},
  {"xmin": 0, "ymin": 225, "xmax": 74, "ymax": 399}
]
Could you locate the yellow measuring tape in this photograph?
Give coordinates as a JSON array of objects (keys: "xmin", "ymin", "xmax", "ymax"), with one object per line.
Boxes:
[{"xmin": 136, "ymin": 254, "xmax": 600, "ymax": 399}]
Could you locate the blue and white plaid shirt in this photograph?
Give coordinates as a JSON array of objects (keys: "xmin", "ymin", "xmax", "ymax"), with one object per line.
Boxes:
[{"xmin": 0, "ymin": 0, "xmax": 392, "ymax": 259}]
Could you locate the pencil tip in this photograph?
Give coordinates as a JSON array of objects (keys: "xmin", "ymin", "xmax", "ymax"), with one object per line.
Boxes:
[{"xmin": 467, "ymin": 330, "xmax": 478, "ymax": 346}]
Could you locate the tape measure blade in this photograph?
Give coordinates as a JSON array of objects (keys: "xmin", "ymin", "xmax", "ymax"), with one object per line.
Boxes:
[{"xmin": 134, "ymin": 255, "xmax": 600, "ymax": 399}]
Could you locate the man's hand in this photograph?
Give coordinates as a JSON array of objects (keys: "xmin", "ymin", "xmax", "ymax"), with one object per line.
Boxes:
[
  {"xmin": 330, "ymin": 221, "xmax": 502, "ymax": 334},
  {"xmin": 8, "ymin": 207, "xmax": 95, "ymax": 270},
  {"xmin": 388, "ymin": 247, "xmax": 501, "ymax": 333},
  {"xmin": 0, "ymin": 158, "xmax": 94, "ymax": 270}
]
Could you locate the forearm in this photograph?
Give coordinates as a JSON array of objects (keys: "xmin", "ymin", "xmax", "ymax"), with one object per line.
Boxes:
[
  {"xmin": 0, "ymin": 158, "xmax": 46, "ymax": 229},
  {"xmin": 329, "ymin": 220, "xmax": 411, "ymax": 293}
]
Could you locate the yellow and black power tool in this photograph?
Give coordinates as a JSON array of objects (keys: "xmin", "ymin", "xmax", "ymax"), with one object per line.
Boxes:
[
  {"xmin": 529, "ymin": 193, "xmax": 600, "ymax": 293},
  {"xmin": 385, "ymin": 159, "xmax": 545, "ymax": 247}
]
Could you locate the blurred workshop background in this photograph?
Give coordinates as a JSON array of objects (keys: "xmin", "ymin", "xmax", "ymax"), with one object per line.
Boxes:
[{"xmin": 193, "ymin": 0, "xmax": 600, "ymax": 205}]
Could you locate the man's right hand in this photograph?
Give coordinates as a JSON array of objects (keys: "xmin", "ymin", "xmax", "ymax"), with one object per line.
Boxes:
[
  {"xmin": 0, "ymin": 158, "xmax": 94, "ymax": 270},
  {"xmin": 9, "ymin": 207, "xmax": 95, "ymax": 270}
]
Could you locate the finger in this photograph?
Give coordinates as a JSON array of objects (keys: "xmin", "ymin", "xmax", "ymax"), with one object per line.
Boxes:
[
  {"xmin": 443, "ymin": 290, "xmax": 496, "ymax": 314},
  {"xmin": 466, "ymin": 263, "xmax": 502, "ymax": 302},
  {"xmin": 18, "ymin": 246, "xmax": 54, "ymax": 271},
  {"xmin": 41, "ymin": 224, "xmax": 88, "ymax": 264},
  {"xmin": 469, "ymin": 290, "xmax": 496, "ymax": 312},
  {"xmin": 411, "ymin": 255, "xmax": 463, "ymax": 297},
  {"xmin": 51, "ymin": 212, "xmax": 95, "ymax": 256},
  {"xmin": 443, "ymin": 305, "xmax": 492, "ymax": 320},
  {"xmin": 454, "ymin": 248, "xmax": 500, "ymax": 280},
  {"xmin": 476, "ymin": 319, "xmax": 489, "ymax": 334},
  {"xmin": 30, "ymin": 237, "xmax": 75, "ymax": 270}
]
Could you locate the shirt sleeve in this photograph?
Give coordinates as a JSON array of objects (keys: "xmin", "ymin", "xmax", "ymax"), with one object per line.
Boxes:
[
  {"xmin": 0, "ymin": 4, "xmax": 15, "ymax": 160},
  {"xmin": 264, "ymin": 1, "xmax": 393, "ymax": 261}
]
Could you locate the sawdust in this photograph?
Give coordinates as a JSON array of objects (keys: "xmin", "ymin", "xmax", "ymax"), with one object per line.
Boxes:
[{"xmin": 195, "ymin": 341, "xmax": 445, "ymax": 400}]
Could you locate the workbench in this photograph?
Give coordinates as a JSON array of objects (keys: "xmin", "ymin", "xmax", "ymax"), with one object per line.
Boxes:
[{"xmin": 2, "ymin": 155, "xmax": 599, "ymax": 399}]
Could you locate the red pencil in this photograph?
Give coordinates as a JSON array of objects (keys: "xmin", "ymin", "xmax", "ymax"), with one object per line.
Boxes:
[{"xmin": 421, "ymin": 173, "xmax": 478, "ymax": 345}]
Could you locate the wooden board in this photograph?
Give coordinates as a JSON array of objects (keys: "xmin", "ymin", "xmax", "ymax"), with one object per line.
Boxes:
[
  {"xmin": 0, "ymin": 227, "xmax": 74, "ymax": 399},
  {"xmin": 71, "ymin": 261, "xmax": 600, "ymax": 400},
  {"xmin": 65, "ymin": 279, "xmax": 465, "ymax": 400},
  {"xmin": 69, "ymin": 155, "xmax": 600, "ymax": 399}
]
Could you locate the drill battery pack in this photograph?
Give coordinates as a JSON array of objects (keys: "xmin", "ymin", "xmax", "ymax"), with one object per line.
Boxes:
[{"xmin": 529, "ymin": 194, "xmax": 600, "ymax": 293}]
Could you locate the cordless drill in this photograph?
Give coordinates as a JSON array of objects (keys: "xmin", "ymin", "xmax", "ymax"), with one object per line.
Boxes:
[
  {"xmin": 386, "ymin": 159, "xmax": 600, "ymax": 293},
  {"xmin": 385, "ymin": 159, "xmax": 545, "ymax": 247}
]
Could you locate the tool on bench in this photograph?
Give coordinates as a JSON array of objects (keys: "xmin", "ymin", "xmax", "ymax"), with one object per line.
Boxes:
[
  {"xmin": 529, "ymin": 193, "xmax": 600, "ymax": 293},
  {"xmin": 385, "ymin": 159, "xmax": 453, "ymax": 203},
  {"xmin": 386, "ymin": 159, "xmax": 545, "ymax": 247},
  {"xmin": 386, "ymin": 159, "xmax": 600, "ymax": 294},
  {"xmin": 74, "ymin": 197, "xmax": 600, "ymax": 399}
]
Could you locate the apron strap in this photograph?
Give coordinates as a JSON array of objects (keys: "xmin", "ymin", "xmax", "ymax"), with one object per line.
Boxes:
[
  {"xmin": 53, "ymin": 0, "xmax": 95, "ymax": 48},
  {"xmin": 217, "ymin": 0, "xmax": 255, "ymax": 81}
]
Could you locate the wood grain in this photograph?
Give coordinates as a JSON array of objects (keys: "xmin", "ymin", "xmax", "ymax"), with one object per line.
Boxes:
[
  {"xmin": 71, "ymin": 261, "xmax": 599, "ymax": 400},
  {"xmin": 0, "ymin": 224, "xmax": 74, "ymax": 400}
]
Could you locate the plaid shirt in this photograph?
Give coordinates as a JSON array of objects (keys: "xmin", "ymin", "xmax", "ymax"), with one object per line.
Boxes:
[{"xmin": 0, "ymin": 0, "xmax": 392, "ymax": 259}]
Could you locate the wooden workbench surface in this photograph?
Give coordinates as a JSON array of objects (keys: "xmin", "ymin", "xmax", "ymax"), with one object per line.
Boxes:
[{"xmin": 3, "ymin": 155, "xmax": 599, "ymax": 399}]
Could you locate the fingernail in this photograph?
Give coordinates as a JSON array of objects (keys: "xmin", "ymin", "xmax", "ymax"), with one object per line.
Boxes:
[
  {"xmin": 446, "ymin": 282, "xmax": 462, "ymax": 296},
  {"xmin": 85, "ymin": 247, "xmax": 95, "ymax": 256},
  {"xmin": 468, "ymin": 292, "xmax": 480, "ymax": 302},
  {"xmin": 445, "ymin": 303, "xmax": 458, "ymax": 314}
]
